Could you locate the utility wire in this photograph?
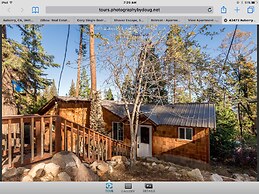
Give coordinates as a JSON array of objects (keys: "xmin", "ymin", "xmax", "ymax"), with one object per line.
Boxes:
[
  {"xmin": 58, "ymin": 24, "xmax": 70, "ymax": 95},
  {"xmin": 218, "ymin": 24, "xmax": 238, "ymax": 83}
]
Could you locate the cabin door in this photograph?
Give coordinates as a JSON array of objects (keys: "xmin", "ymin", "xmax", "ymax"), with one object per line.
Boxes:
[{"xmin": 137, "ymin": 125, "xmax": 152, "ymax": 158}]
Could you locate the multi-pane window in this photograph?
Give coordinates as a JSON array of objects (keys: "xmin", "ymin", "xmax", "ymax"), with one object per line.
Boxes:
[
  {"xmin": 178, "ymin": 127, "xmax": 193, "ymax": 140},
  {"xmin": 112, "ymin": 122, "xmax": 124, "ymax": 141}
]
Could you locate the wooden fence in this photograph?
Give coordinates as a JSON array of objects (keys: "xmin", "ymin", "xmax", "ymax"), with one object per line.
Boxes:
[{"xmin": 2, "ymin": 115, "xmax": 130, "ymax": 168}]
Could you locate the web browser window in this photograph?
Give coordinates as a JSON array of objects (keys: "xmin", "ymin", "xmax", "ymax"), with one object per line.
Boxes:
[{"xmin": 0, "ymin": 0, "xmax": 258, "ymax": 194}]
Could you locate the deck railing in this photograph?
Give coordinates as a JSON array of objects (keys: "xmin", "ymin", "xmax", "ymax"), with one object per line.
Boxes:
[{"xmin": 2, "ymin": 115, "xmax": 130, "ymax": 167}]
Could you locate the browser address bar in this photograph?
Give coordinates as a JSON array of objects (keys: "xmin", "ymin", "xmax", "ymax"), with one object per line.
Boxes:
[{"xmin": 46, "ymin": 6, "xmax": 214, "ymax": 14}]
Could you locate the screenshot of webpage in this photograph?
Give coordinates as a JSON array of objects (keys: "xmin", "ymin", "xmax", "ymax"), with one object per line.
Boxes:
[{"xmin": 0, "ymin": 0, "xmax": 258, "ymax": 194}]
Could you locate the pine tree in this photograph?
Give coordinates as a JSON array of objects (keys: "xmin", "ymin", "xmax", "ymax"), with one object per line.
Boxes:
[
  {"xmin": 69, "ymin": 79, "xmax": 76, "ymax": 97},
  {"xmin": 43, "ymin": 79, "xmax": 58, "ymax": 101},
  {"xmin": 79, "ymin": 67, "xmax": 90, "ymax": 98},
  {"xmin": 75, "ymin": 25, "xmax": 88, "ymax": 97},
  {"xmin": 105, "ymin": 88, "xmax": 114, "ymax": 100},
  {"xmin": 19, "ymin": 25, "xmax": 59, "ymax": 103},
  {"xmin": 90, "ymin": 91, "xmax": 105, "ymax": 134},
  {"xmin": 49, "ymin": 79, "xmax": 58, "ymax": 98}
]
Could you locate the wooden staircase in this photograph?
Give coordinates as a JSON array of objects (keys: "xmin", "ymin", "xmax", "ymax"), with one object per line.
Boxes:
[{"xmin": 2, "ymin": 115, "xmax": 130, "ymax": 168}]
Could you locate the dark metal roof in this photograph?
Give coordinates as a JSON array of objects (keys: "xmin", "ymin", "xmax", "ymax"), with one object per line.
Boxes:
[
  {"xmin": 102, "ymin": 101, "xmax": 216, "ymax": 129},
  {"xmin": 38, "ymin": 97, "xmax": 216, "ymax": 128}
]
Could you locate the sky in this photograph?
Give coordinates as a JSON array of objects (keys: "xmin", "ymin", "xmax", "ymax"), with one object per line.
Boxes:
[{"xmin": 6, "ymin": 24, "xmax": 257, "ymax": 98}]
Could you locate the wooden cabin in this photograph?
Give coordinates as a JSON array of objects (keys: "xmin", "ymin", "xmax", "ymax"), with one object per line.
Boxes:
[{"xmin": 38, "ymin": 96, "xmax": 216, "ymax": 164}]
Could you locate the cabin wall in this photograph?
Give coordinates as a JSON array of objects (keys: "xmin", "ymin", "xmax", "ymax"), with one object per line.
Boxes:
[
  {"xmin": 102, "ymin": 108, "xmax": 121, "ymax": 135},
  {"xmin": 152, "ymin": 125, "xmax": 210, "ymax": 163},
  {"xmin": 45, "ymin": 101, "xmax": 90, "ymax": 127}
]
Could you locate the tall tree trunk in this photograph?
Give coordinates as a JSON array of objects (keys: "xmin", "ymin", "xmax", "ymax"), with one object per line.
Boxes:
[
  {"xmin": 89, "ymin": 24, "xmax": 97, "ymax": 96},
  {"xmin": 2, "ymin": 25, "xmax": 7, "ymax": 39},
  {"xmin": 130, "ymin": 123, "xmax": 137, "ymax": 166},
  {"xmin": 76, "ymin": 26, "xmax": 84, "ymax": 97}
]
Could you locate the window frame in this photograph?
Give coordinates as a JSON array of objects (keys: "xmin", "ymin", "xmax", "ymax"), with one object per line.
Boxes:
[
  {"xmin": 112, "ymin": 122, "xmax": 124, "ymax": 141},
  {"xmin": 178, "ymin": 127, "xmax": 193, "ymax": 141}
]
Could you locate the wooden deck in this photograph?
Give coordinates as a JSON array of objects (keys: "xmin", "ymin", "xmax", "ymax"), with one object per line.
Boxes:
[{"xmin": 2, "ymin": 115, "xmax": 130, "ymax": 168}]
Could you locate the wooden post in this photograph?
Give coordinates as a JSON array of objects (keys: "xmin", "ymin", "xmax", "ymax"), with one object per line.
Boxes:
[
  {"xmin": 40, "ymin": 117, "xmax": 44, "ymax": 158},
  {"xmin": 97, "ymin": 133, "xmax": 100, "ymax": 161},
  {"xmin": 88, "ymin": 129, "xmax": 90, "ymax": 159},
  {"xmin": 8, "ymin": 119, "xmax": 12, "ymax": 167},
  {"xmin": 83, "ymin": 127, "xmax": 85, "ymax": 159},
  {"xmin": 20, "ymin": 118, "xmax": 24, "ymax": 164},
  {"xmin": 31, "ymin": 117, "xmax": 34, "ymax": 162},
  {"xmin": 55, "ymin": 116, "xmax": 62, "ymax": 152},
  {"xmin": 64, "ymin": 120, "xmax": 67, "ymax": 151},
  {"xmin": 36, "ymin": 119, "xmax": 41, "ymax": 157},
  {"xmin": 93, "ymin": 132, "xmax": 96, "ymax": 160},
  {"xmin": 109, "ymin": 138, "xmax": 112, "ymax": 159},
  {"xmin": 105, "ymin": 137, "xmax": 108, "ymax": 161},
  {"xmin": 13, "ymin": 123, "xmax": 16, "ymax": 149},
  {"xmin": 117, "ymin": 142, "xmax": 119, "ymax": 155},
  {"xmin": 76, "ymin": 125, "xmax": 80, "ymax": 156},
  {"xmin": 100, "ymin": 136, "xmax": 104, "ymax": 161},
  {"xmin": 61, "ymin": 119, "xmax": 65, "ymax": 151},
  {"xmin": 71, "ymin": 123, "xmax": 74, "ymax": 152},
  {"xmin": 49, "ymin": 116, "xmax": 53, "ymax": 155}
]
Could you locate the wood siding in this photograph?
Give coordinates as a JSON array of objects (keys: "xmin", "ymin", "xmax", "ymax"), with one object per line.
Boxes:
[
  {"xmin": 152, "ymin": 125, "xmax": 210, "ymax": 163},
  {"xmin": 45, "ymin": 101, "xmax": 90, "ymax": 128},
  {"xmin": 40, "ymin": 100, "xmax": 210, "ymax": 163}
]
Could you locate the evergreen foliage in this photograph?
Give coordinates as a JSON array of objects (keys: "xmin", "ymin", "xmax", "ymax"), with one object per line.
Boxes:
[
  {"xmin": 69, "ymin": 79, "xmax": 76, "ymax": 97},
  {"xmin": 79, "ymin": 67, "xmax": 90, "ymax": 98},
  {"xmin": 104, "ymin": 88, "xmax": 114, "ymax": 100}
]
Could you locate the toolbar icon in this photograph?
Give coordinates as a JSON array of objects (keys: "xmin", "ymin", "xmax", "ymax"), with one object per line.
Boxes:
[
  {"xmin": 106, "ymin": 181, "xmax": 113, "ymax": 189},
  {"xmin": 234, "ymin": 7, "xmax": 240, "ymax": 13},
  {"xmin": 145, "ymin": 183, "xmax": 153, "ymax": 189},
  {"xmin": 221, "ymin": 6, "xmax": 227, "ymax": 13},
  {"xmin": 247, "ymin": 6, "xmax": 255, "ymax": 13},
  {"xmin": 32, "ymin": 6, "xmax": 40, "ymax": 14},
  {"xmin": 125, "ymin": 183, "xmax": 132, "ymax": 190}
]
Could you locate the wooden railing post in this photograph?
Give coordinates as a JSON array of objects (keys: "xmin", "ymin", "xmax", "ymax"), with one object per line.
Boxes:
[
  {"xmin": 76, "ymin": 125, "xmax": 80, "ymax": 156},
  {"xmin": 55, "ymin": 116, "xmax": 62, "ymax": 152},
  {"xmin": 71, "ymin": 122, "xmax": 74, "ymax": 152},
  {"xmin": 64, "ymin": 120, "xmax": 67, "ymax": 151},
  {"xmin": 93, "ymin": 132, "xmax": 96, "ymax": 160},
  {"xmin": 40, "ymin": 117, "xmax": 44, "ymax": 158},
  {"xmin": 97, "ymin": 133, "xmax": 100, "ymax": 161},
  {"xmin": 8, "ymin": 119, "xmax": 12, "ymax": 167},
  {"xmin": 49, "ymin": 116, "xmax": 53, "ymax": 155},
  {"xmin": 61, "ymin": 119, "xmax": 64, "ymax": 151},
  {"xmin": 109, "ymin": 138, "xmax": 112, "ymax": 159},
  {"xmin": 31, "ymin": 117, "xmax": 34, "ymax": 162},
  {"xmin": 88, "ymin": 129, "xmax": 90, "ymax": 159},
  {"xmin": 83, "ymin": 127, "xmax": 86, "ymax": 160},
  {"xmin": 105, "ymin": 137, "xmax": 108, "ymax": 161},
  {"xmin": 20, "ymin": 118, "xmax": 24, "ymax": 164},
  {"xmin": 36, "ymin": 119, "xmax": 41, "ymax": 157}
]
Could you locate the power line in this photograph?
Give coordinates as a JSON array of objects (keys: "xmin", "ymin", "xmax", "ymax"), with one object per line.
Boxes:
[
  {"xmin": 218, "ymin": 24, "xmax": 238, "ymax": 83},
  {"xmin": 58, "ymin": 24, "xmax": 70, "ymax": 95}
]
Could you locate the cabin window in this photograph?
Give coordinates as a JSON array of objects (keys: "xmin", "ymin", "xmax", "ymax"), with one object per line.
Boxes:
[
  {"xmin": 178, "ymin": 127, "xmax": 193, "ymax": 140},
  {"xmin": 112, "ymin": 122, "xmax": 124, "ymax": 141}
]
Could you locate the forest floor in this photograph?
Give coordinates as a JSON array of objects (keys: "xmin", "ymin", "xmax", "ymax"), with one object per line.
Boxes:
[{"xmin": 100, "ymin": 158, "xmax": 257, "ymax": 182}]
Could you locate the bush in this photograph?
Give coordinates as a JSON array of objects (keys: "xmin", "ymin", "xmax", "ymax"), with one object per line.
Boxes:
[
  {"xmin": 233, "ymin": 145, "xmax": 257, "ymax": 170},
  {"xmin": 210, "ymin": 104, "xmax": 238, "ymax": 161}
]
